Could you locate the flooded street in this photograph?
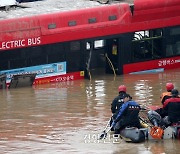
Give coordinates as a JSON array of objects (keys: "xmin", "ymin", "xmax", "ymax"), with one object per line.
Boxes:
[{"xmin": 0, "ymin": 68, "xmax": 180, "ymax": 154}]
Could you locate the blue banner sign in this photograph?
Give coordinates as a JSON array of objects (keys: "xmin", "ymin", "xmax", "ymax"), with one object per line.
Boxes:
[{"xmin": 0, "ymin": 62, "xmax": 66, "ymax": 82}]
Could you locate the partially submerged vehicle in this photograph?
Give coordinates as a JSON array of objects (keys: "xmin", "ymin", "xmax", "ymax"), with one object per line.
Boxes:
[
  {"xmin": 0, "ymin": 0, "xmax": 179, "ymax": 85},
  {"xmin": 0, "ymin": 73, "xmax": 36, "ymax": 89}
]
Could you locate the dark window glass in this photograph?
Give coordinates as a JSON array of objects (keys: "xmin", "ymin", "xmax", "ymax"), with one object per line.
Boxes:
[
  {"xmin": 170, "ymin": 27, "xmax": 180, "ymax": 35},
  {"xmin": 48, "ymin": 23, "xmax": 56, "ymax": 29},
  {"xmin": 45, "ymin": 43, "xmax": 65, "ymax": 63},
  {"xmin": 109, "ymin": 15, "xmax": 117, "ymax": 21},
  {"xmin": 165, "ymin": 26, "xmax": 180, "ymax": 56},
  {"xmin": 68, "ymin": 21, "xmax": 77, "ymax": 26},
  {"xmin": 70, "ymin": 41, "xmax": 80, "ymax": 51},
  {"xmin": 88, "ymin": 18, "xmax": 97, "ymax": 24}
]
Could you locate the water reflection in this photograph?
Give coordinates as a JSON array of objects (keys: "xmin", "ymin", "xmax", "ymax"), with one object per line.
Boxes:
[{"xmin": 0, "ymin": 68, "xmax": 179, "ymax": 153}]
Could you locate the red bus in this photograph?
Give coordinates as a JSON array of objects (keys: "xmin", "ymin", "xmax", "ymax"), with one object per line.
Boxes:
[{"xmin": 0, "ymin": 0, "xmax": 180, "ymax": 85}]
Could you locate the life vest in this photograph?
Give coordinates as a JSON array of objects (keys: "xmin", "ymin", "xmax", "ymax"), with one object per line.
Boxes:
[
  {"xmin": 160, "ymin": 92, "xmax": 172, "ymax": 105},
  {"xmin": 114, "ymin": 101, "xmax": 141, "ymax": 128},
  {"xmin": 111, "ymin": 92, "xmax": 126, "ymax": 114}
]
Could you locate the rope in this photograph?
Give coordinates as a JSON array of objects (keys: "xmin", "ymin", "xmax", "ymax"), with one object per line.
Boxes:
[
  {"xmin": 88, "ymin": 70, "xmax": 92, "ymax": 81},
  {"xmin": 105, "ymin": 53, "xmax": 116, "ymax": 79},
  {"xmin": 86, "ymin": 42, "xmax": 93, "ymax": 81}
]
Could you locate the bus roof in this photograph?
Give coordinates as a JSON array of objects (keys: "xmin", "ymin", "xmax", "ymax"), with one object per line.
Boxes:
[
  {"xmin": 0, "ymin": 0, "xmax": 180, "ymax": 51},
  {"xmin": 0, "ymin": 0, "xmax": 101, "ymax": 20}
]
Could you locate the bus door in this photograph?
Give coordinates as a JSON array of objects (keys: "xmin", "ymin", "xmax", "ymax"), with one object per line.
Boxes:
[{"xmin": 106, "ymin": 34, "xmax": 133, "ymax": 75}]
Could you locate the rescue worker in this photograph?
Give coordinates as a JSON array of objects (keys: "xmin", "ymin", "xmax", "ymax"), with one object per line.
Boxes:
[
  {"xmin": 148, "ymin": 89, "xmax": 180, "ymax": 128},
  {"xmin": 110, "ymin": 85, "xmax": 127, "ymax": 130},
  {"xmin": 111, "ymin": 93, "xmax": 141, "ymax": 134},
  {"xmin": 111, "ymin": 85, "xmax": 127, "ymax": 115},
  {"xmin": 155, "ymin": 83, "xmax": 174, "ymax": 118},
  {"xmin": 162, "ymin": 89, "xmax": 180, "ymax": 124},
  {"xmin": 160, "ymin": 83, "xmax": 174, "ymax": 105}
]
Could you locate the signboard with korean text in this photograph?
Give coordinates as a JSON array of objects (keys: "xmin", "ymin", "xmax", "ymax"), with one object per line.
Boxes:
[
  {"xmin": 123, "ymin": 56, "xmax": 180, "ymax": 74},
  {"xmin": 0, "ymin": 62, "xmax": 66, "ymax": 83}
]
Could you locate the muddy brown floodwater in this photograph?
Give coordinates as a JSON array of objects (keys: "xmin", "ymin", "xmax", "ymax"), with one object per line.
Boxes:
[{"xmin": 0, "ymin": 68, "xmax": 180, "ymax": 154}]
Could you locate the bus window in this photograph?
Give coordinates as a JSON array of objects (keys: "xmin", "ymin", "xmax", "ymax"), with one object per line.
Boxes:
[
  {"xmin": 66, "ymin": 41, "xmax": 82, "ymax": 72},
  {"xmin": 70, "ymin": 41, "xmax": 80, "ymax": 51},
  {"xmin": 165, "ymin": 26, "xmax": 180, "ymax": 57},
  {"xmin": 86, "ymin": 40, "xmax": 105, "ymax": 50},
  {"xmin": 27, "ymin": 46, "xmax": 46, "ymax": 66},
  {"xmin": 94, "ymin": 40, "xmax": 105, "ymax": 49},
  {"xmin": 46, "ymin": 43, "xmax": 65, "ymax": 64},
  {"xmin": 176, "ymin": 41, "xmax": 180, "ymax": 55},
  {"xmin": 132, "ymin": 29, "xmax": 163, "ymax": 62},
  {"xmin": 0, "ymin": 48, "xmax": 28, "ymax": 70}
]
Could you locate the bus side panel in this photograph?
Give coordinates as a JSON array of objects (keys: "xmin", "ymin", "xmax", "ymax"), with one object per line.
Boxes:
[{"xmin": 123, "ymin": 56, "xmax": 180, "ymax": 74}]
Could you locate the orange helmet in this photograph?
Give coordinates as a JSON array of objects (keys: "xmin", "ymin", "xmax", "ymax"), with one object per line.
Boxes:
[
  {"xmin": 166, "ymin": 83, "xmax": 174, "ymax": 91},
  {"xmin": 118, "ymin": 85, "xmax": 126, "ymax": 92},
  {"xmin": 150, "ymin": 126, "xmax": 164, "ymax": 139}
]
